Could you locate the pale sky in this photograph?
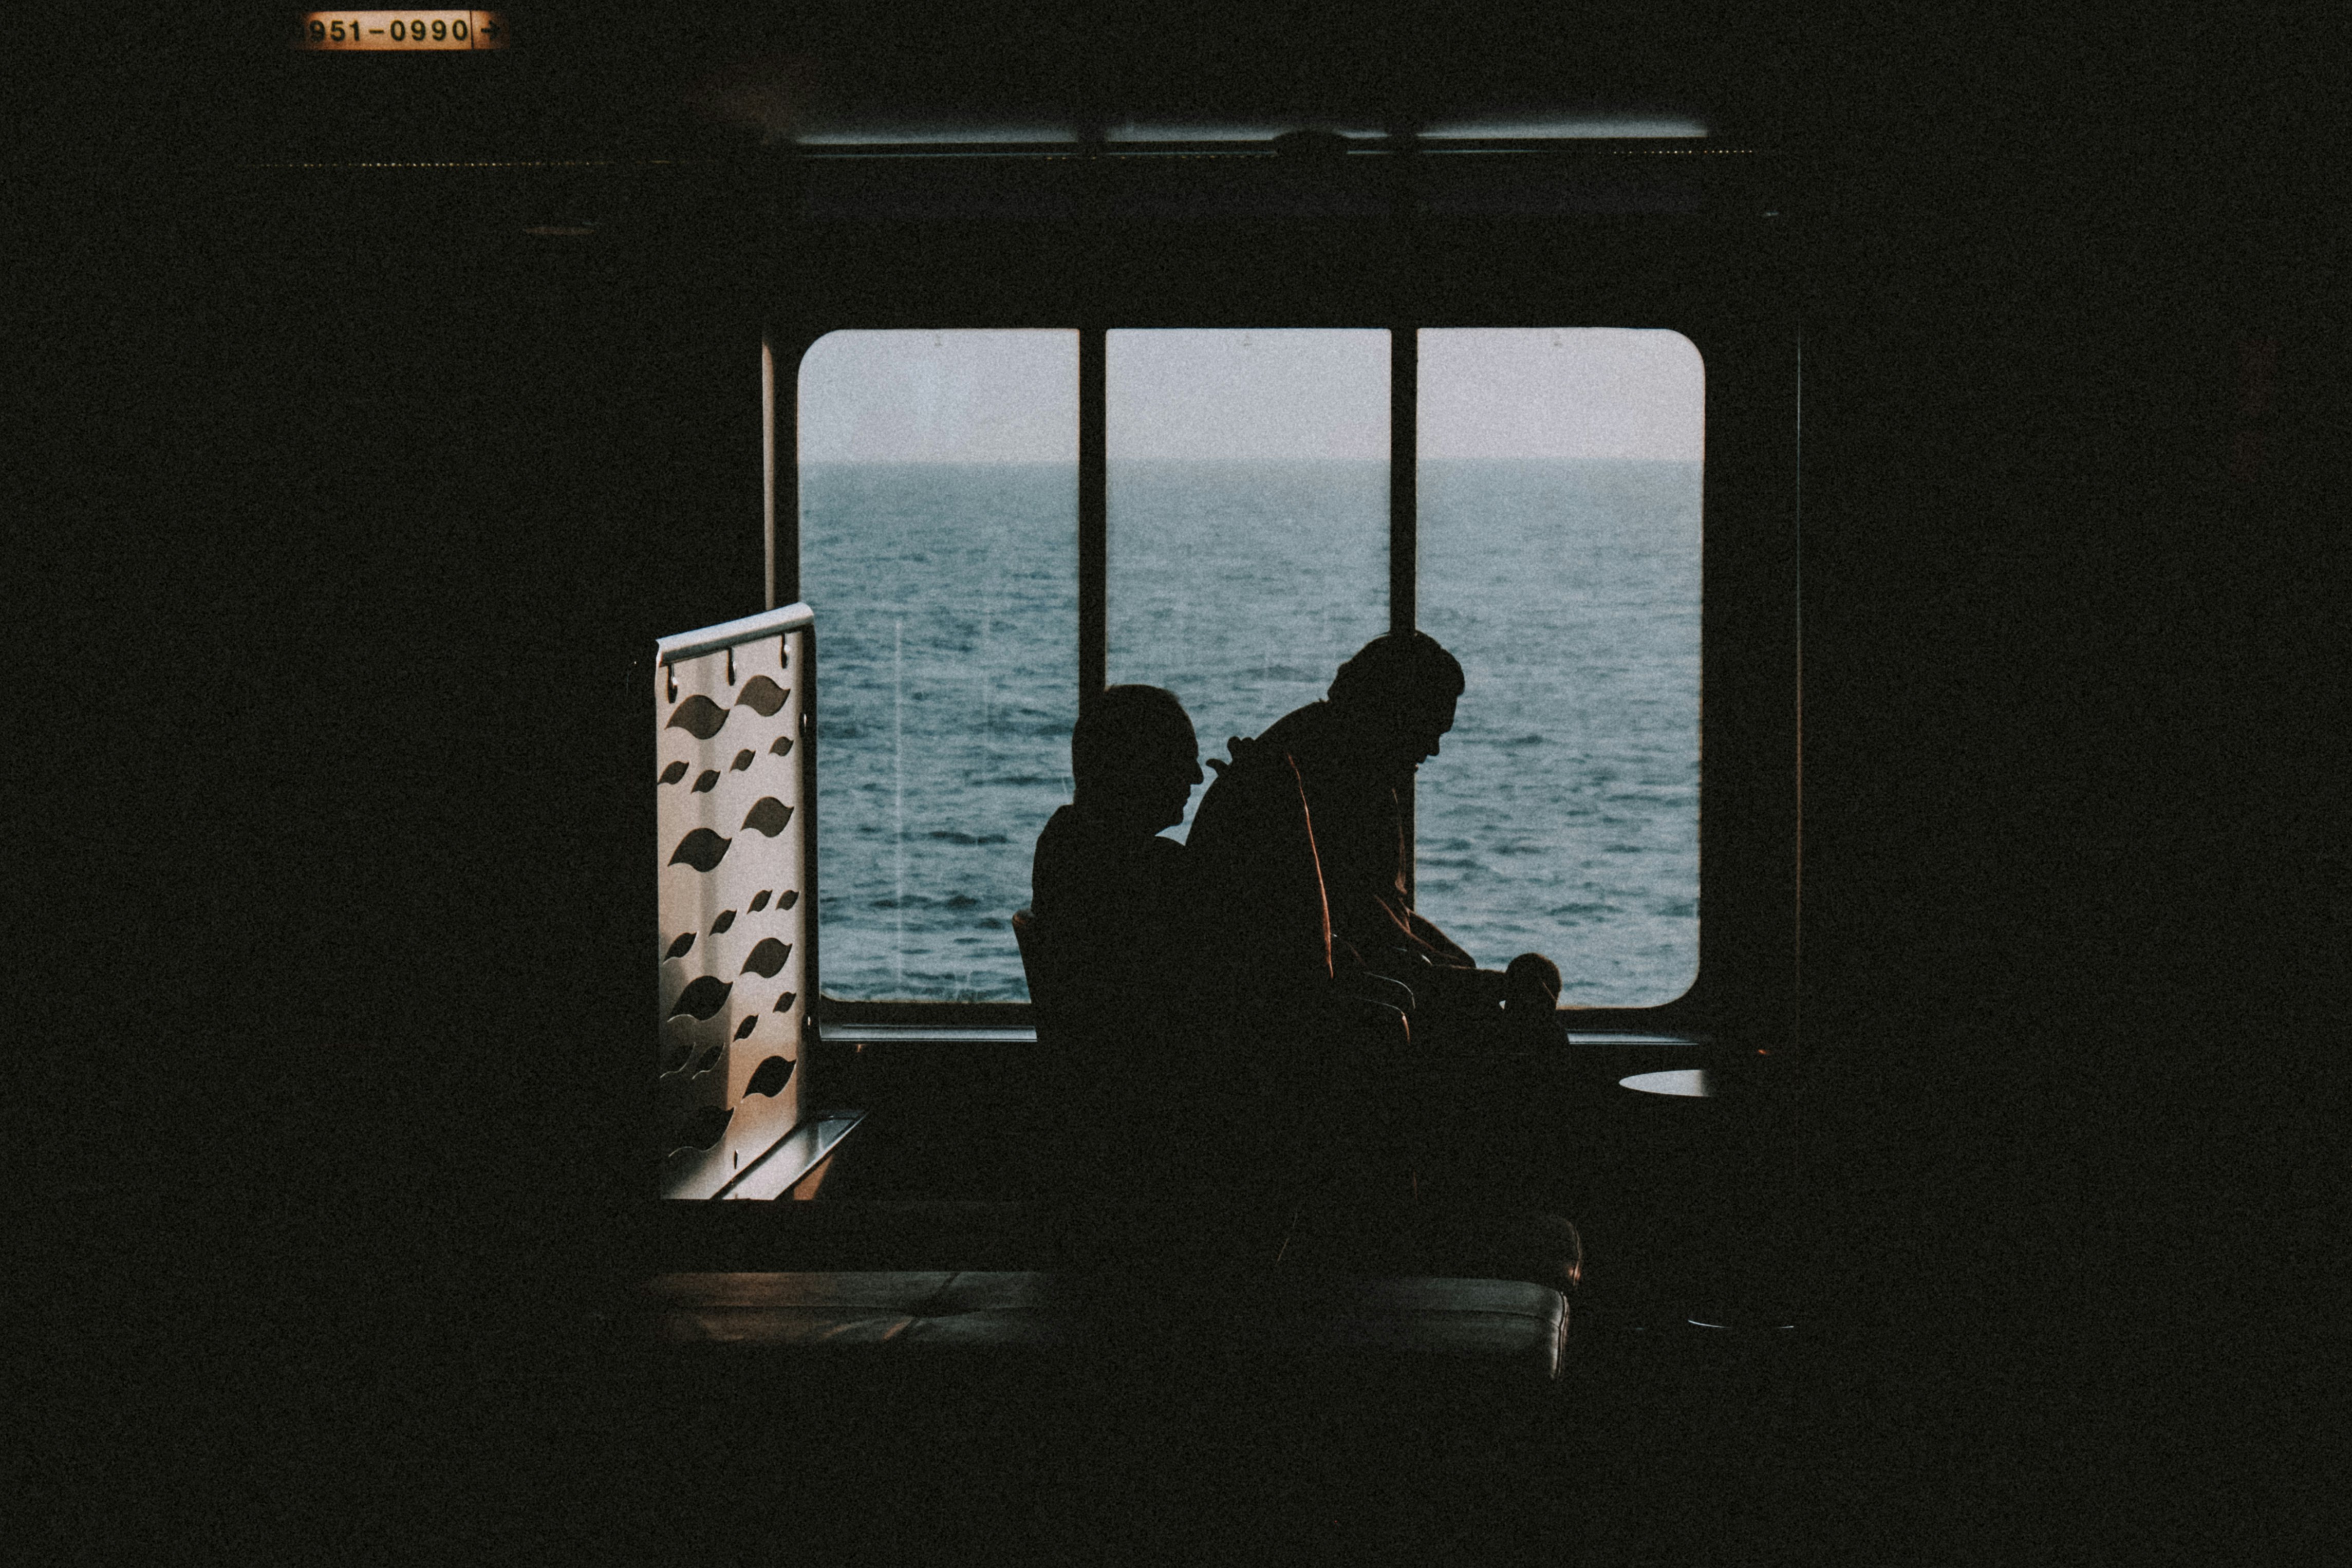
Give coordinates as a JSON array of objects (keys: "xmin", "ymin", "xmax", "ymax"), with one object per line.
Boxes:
[
  {"xmin": 1421, "ymin": 328, "xmax": 1705, "ymax": 460},
  {"xmin": 1110, "ymin": 329, "xmax": 1389, "ymax": 460},
  {"xmin": 799, "ymin": 329, "xmax": 1078, "ymax": 464},
  {"xmin": 798, "ymin": 327, "xmax": 1702, "ymax": 464}
]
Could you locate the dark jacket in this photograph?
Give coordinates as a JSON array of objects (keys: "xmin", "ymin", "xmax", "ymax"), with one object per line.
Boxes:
[
  {"xmin": 1189, "ymin": 700, "xmax": 1476, "ymax": 982},
  {"xmin": 1029, "ymin": 802, "xmax": 1196, "ymax": 1027}
]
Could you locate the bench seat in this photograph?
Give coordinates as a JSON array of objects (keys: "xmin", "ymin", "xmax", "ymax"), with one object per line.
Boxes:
[
  {"xmin": 653, "ymin": 1198, "xmax": 1581, "ymax": 1296},
  {"xmin": 633, "ymin": 1269, "xmax": 1570, "ymax": 1382}
]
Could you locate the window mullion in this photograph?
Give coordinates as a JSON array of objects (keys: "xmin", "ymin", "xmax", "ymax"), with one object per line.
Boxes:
[
  {"xmin": 1079, "ymin": 325, "xmax": 1107, "ymax": 706},
  {"xmin": 1392, "ymin": 324, "xmax": 1418, "ymax": 898},
  {"xmin": 1390, "ymin": 327, "xmax": 1417, "ymax": 635}
]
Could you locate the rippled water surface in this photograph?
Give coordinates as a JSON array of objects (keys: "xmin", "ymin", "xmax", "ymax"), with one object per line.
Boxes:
[{"xmin": 801, "ymin": 457, "xmax": 1700, "ymax": 1004}]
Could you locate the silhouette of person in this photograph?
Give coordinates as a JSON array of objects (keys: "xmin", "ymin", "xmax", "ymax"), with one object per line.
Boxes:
[
  {"xmin": 1024, "ymin": 677, "xmax": 1576, "ymax": 1290},
  {"xmin": 1187, "ymin": 630, "xmax": 1564, "ymax": 1043},
  {"xmin": 1183, "ymin": 631, "xmax": 1570, "ymax": 1226},
  {"xmin": 1029, "ymin": 685, "xmax": 1393, "ymax": 1269},
  {"xmin": 1027, "ymin": 685, "xmax": 1251, "ymax": 1242},
  {"xmin": 1029, "ymin": 683, "xmax": 1204, "ymax": 1032}
]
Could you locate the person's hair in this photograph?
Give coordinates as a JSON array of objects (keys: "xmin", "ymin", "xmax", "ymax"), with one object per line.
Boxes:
[
  {"xmin": 1072, "ymin": 685, "xmax": 1196, "ymax": 791},
  {"xmin": 1328, "ymin": 631, "xmax": 1465, "ymax": 712}
]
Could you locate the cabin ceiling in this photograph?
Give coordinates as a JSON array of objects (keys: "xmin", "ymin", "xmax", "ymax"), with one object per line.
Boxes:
[
  {"xmin": 698, "ymin": 0, "xmax": 1775, "ymax": 122},
  {"xmin": 15, "ymin": 1, "xmax": 1795, "ymax": 167}
]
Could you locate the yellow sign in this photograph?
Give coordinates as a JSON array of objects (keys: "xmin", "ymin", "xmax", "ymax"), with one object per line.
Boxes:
[{"xmin": 296, "ymin": 12, "xmax": 510, "ymax": 50}]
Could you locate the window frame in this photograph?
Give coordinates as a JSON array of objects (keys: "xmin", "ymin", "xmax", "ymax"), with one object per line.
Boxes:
[{"xmin": 761, "ymin": 171, "xmax": 1798, "ymax": 1052}]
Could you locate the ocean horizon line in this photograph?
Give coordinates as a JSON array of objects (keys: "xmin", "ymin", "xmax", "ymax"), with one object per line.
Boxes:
[{"xmin": 801, "ymin": 455, "xmax": 1704, "ymax": 468}]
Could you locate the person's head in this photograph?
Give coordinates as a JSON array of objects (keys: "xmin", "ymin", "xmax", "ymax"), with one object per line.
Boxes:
[
  {"xmin": 1071, "ymin": 685, "xmax": 1204, "ymax": 833},
  {"xmin": 1327, "ymin": 631, "xmax": 1465, "ymax": 773}
]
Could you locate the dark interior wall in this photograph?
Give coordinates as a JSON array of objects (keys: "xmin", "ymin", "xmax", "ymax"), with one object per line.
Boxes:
[
  {"xmin": 1779, "ymin": 37, "xmax": 2346, "ymax": 1460},
  {"xmin": 12, "ymin": 173, "xmax": 743, "ymax": 1307},
  {"xmin": 11, "ymin": 2, "xmax": 2340, "ymax": 1336},
  {"xmin": 1796, "ymin": 43, "xmax": 2346, "ymax": 1128}
]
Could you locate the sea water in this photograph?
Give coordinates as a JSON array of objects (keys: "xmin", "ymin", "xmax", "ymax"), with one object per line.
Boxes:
[{"xmin": 801, "ymin": 457, "xmax": 1701, "ymax": 1005}]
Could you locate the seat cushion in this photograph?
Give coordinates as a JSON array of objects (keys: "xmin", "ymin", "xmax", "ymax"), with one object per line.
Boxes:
[
  {"xmin": 639, "ymin": 1270, "xmax": 1082, "ymax": 1347},
  {"xmin": 632, "ymin": 1269, "xmax": 1569, "ymax": 1382},
  {"xmin": 657, "ymin": 1198, "xmax": 1582, "ymax": 1300}
]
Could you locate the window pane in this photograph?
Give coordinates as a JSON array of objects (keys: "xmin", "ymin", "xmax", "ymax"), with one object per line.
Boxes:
[
  {"xmin": 799, "ymin": 329, "xmax": 1078, "ymax": 1000},
  {"xmin": 1417, "ymin": 329, "xmax": 1704, "ymax": 1005},
  {"xmin": 1106, "ymin": 329, "xmax": 1390, "ymax": 839}
]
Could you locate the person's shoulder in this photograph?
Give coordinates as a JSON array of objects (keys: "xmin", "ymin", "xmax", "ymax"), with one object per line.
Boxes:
[
  {"xmin": 1206, "ymin": 702, "xmax": 1321, "ymax": 781},
  {"xmin": 1034, "ymin": 804, "xmax": 1078, "ymax": 864},
  {"xmin": 1040, "ymin": 808, "xmax": 1175, "ymax": 883},
  {"xmin": 1255, "ymin": 701, "xmax": 1326, "ymax": 752}
]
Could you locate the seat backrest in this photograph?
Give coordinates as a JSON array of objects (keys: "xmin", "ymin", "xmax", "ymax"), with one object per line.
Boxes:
[
  {"xmin": 1010, "ymin": 907, "xmax": 1067, "ymax": 1047},
  {"xmin": 1188, "ymin": 742, "xmax": 1335, "ymax": 1001}
]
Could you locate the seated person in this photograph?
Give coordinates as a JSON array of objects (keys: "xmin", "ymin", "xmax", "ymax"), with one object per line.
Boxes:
[
  {"xmin": 1030, "ymin": 684, "xmax": 1204, "ymax": 1035},
  {"xmin": 1184, "ymin": 632, "xmax": 1569, "ymax": 1217},
  {"xmin": 1025, "ymin": 679, "xmax": 1574, "ymax": 1291},
  {"xmin": 1186, "ymin": 630, "xmax": 1564, "ymax": 1049},
  {"xmin": 1032, "ymin": 682, "xmax": 1406, "ymax": 1054},
  {"xmin": 1026, "ymin": 686, "xmax": 1405, "ymax": 1265},
  {"xmin": 1027, "ymin": 686, "xmax": 1238, "ymax": 1222}
]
